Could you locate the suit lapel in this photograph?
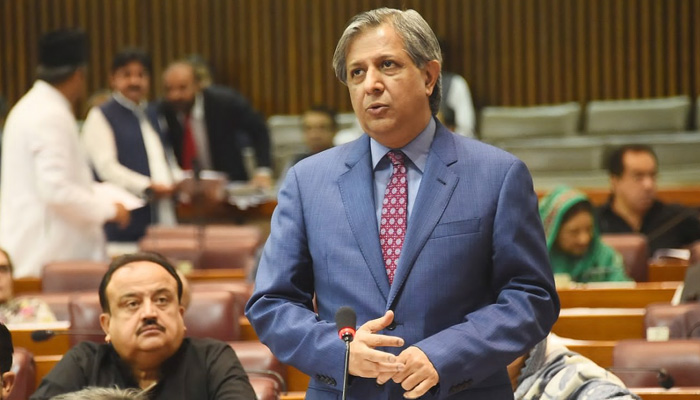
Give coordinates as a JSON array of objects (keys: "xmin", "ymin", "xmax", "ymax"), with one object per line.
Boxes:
[
  {"xmin": 388, "ymin": 124, "xmax": 459, "ymax": 307},
  {"xmin": 338, "ymin": 136, "xmax": 391, "ymax": 300}
]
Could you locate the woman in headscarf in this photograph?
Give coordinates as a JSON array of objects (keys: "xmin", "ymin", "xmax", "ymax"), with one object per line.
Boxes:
[{"xmin": 539, "ymin": 186, "xmax": 631, "ymax": 283}]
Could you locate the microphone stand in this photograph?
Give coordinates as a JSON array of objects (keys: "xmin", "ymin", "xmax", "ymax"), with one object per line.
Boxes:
[{"xmin": 342, "ymin": 340, "xmax": 350, "ymax": 400}]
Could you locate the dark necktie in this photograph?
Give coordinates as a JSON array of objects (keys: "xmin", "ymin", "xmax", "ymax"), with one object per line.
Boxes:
[{"xmin": 182, "ymin": 114, "xmax": 197, "ymax": 170}]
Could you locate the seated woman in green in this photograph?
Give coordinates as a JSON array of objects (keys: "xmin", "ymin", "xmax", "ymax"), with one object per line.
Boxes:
[{"xmin": 539, "ymin": 186, "xmax": 632, "ymax": 283}]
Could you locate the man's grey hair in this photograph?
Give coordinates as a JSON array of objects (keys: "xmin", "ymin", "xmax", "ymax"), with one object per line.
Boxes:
[
  {"xmin": 332, "ymin": 8, "xmax": 442, "ymax": 115},
  {"xmin": 50, "ymin": 387, "xmax": 146, "ymax": 400}
]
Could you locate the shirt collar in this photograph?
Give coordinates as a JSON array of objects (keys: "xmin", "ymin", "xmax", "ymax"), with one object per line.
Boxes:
[
  {"xmin": 192, "ymin": 93, "xmax": 204, "ymax": 119},
  {"xmin": 370, "ymin": 117, "xmax": 436, "ymax": 172},
  {"xmin": 112, "ymin": 91, "xmax": 147, "ymax": 113}
]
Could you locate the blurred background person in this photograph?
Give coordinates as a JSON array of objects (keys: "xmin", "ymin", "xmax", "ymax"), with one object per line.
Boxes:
[
  {"xmin": 0, "ymin": 248, "xmax": 56, "ymax": 324},
  {"xmin": 277, "ymin": 105, "xmax": 338, "ymax": 187},
  {"xmin": 82, "ymin": 48, "xmax": 181, "ymax": 242},
  {"xmin": 509, "ymin": 334, "xmax": 640, "ymax": 400},
  {"xmin": 185, "ymin": 54, "xmax": 213, "ymax": 89},
  {"xmin": 439, "ymin": 38, "xmax": 476, "ymax": 138},
  {"xmin": 598, "ymin": 144, "xmax": 700, "ymax": 255},
  {"xmin": 0, "ymin": 29, "xmax": 129, "ymax": 278},
  {"xmin": 160, "ymin": 60, "xmax": 273, "ymax": 188},
  {"xmin": 540, "ymin": 186, "xmax": 631, "ymax": 283}
]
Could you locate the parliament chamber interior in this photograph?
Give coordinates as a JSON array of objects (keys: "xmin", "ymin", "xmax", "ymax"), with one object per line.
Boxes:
[{"xmin": 1, "ymin": 0, "xmax": 700, "ymax": 399}]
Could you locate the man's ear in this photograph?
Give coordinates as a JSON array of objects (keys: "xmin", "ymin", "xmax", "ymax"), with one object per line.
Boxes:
[
  {"xmin": 423, "ymin": 60, "xmax": 441, "ymax": 96},
  {"xmin": 179, "ymin": 306, "xmax": 187, "ymax": 332},
  {"xmin": 99, "ymin": 313, "xmax": 111, "ymax": 342},
  {"xmin": 2, "ymin": 371, "xmax": 15, "ymax": 398}
]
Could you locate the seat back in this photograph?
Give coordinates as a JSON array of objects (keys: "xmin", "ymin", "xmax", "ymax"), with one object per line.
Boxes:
[
  {"xmin": 41, "ymin": 260, "xmax": 108, "ymax": 293},
  {"xmin": 585, "ymin": 96, "xmax": 691, "ymax": 134},
  {"xmin": 613, "ymin": 339, "xmax": 700, "ymax": 387},
  {"xmin": 68, "ymin": 293, "xmax": 105, "ymax": 346},
  {"xmin": 8, "ymin": 347, "xmax": 36, "ymax": 400},
  {"xmin": 600, "ymin": 233, "xmax": 650, "ymax": 281},
  {"xmin": 230, "ymin": 341, "xmax": 285, "ymax": 383},
  {"xmin": 644, "ymin": 303, "xmax": 700, "ymax": 339},
  {"xmin": 191, "ymin": 281, "xmax": 253, "ymax": 311},
  {"xmin": 138, "ymin": 237, "xmax": 202, "ymax": 270},
  {"xmin": 248, "ymin": 373, "xmax": 282, "ymax": 400},
  {"xmin": 184, "ymin": 290, "xmax": 241, "ymax": 341},
  {"xmin": 480, "ymin": 102, "xmax": 581, "ymax": 141}
]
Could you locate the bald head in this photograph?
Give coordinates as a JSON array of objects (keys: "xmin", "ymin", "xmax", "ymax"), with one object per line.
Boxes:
[{"xmin": 163, "ymin": 61, "xmax": 199, "ymax": 113}]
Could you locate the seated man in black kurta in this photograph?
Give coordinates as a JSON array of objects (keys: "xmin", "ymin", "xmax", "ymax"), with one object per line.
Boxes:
[
  {"xmin": 31, "ymin": 253, "xmax": 256, "ymax": 400},
  {"xmin": 597, "ymin": 144, "xmax": 700, "ymax": 255}
]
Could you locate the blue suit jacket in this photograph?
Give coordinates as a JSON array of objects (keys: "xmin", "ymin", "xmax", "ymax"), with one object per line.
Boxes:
[{"xmin": 246, "ymin": 121, "xmax": 559, "ymax": 399}]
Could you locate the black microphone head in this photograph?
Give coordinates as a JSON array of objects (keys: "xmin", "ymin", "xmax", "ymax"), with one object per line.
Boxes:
[
  {"xmin": 658, "ymin": 369, "xmax": 674, "ymax": 389},
  {"xmin": 335, "ymin": 306, "xmax": 356, "ymax": 330},
  {"xmin": 30, "ymin": 330, "xmax": 55, "ymax": 342},
  {"xmin": 335, "ymin": 306, "xmax": 357, "ymax": 342}
]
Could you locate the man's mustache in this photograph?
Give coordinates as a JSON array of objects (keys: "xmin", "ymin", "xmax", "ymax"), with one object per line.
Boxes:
[{"xmin": 137, "ymin": 319, "xmax": 165, "ymax": 334}]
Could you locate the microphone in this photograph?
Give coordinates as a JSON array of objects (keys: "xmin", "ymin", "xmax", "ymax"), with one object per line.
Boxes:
[
  {"xmin": 31, "ymin": 329, "xmax": 104, "ymax": 342},
  {"xmin": 608, "ymin": 367, "xmax": 674, "ymax": 389},
  {"xmin": 335, "ymin": 306, "xmax": 357, "ymax": 343},
  {"xmin": 334, "ymin": 306, "xmax": 356, "ymax": 400}
]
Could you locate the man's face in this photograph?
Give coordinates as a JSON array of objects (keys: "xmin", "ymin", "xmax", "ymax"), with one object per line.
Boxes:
[
  {"xmin": 110, "ymin": 61, "xmax": 150, "ymax": 104},
  {"xmin": 345, "ymin": 24, "xmax": 439, "ymax": 148},
  {"xmin": 99, "ymin": 261, "xmax": 184, "ymax": 367},
  {"xmin": 611, "ymin": 151, "xmax": 658, "ymax": 215},
  {"xmin": 0, "ymin": 253, "xmax": 12, "ymax": 304},
  {"xmin": 163, "ymin": 65, "xmax": 199, "ymax": 114},
  {"xmin": 302, "ymin": 111, "xmax": 336, "ymax": 154}
]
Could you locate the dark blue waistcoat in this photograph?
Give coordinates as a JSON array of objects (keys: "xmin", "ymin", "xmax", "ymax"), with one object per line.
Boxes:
[{"xmin": 99, "ymin": 98, "xmax": 164, "ymax": 242}]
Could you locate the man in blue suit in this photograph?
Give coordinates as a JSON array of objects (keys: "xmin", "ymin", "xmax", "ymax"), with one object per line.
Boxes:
[{"xmin": 246, "ymin": 8, "xmax": 559, "ymax": 400}]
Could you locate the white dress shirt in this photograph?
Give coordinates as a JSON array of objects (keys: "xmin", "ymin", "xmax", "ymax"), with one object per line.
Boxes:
[
  {"xmin": 0, "ymin": 81, "xmax": 116, "ymax": 277},
  {"xmin": 81, "ymin": 93, "xmax": 182, "ymax": 225}
]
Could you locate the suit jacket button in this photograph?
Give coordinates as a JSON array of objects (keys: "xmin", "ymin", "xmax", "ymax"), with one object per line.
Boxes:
[{"xmin": 387, "ymin": 321, "xmax": 397, "ymax": 331}]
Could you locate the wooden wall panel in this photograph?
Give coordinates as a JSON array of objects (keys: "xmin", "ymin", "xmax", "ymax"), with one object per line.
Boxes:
[{"xmin": 0, "ymin": 0, "xmax": 698, "ymax": 120}]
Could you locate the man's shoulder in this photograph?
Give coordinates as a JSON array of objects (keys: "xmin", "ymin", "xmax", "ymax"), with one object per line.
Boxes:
[
  {"xmin": 203, "ymin": 85, "xmax": 246, "ymax": 103},
  {"xmin": 184, "ymin": 337, "xmax": 232, "ymax": 354},
  {"xmin": 63, "ymin": 341, "xmax": 108, "ymax": 363}
]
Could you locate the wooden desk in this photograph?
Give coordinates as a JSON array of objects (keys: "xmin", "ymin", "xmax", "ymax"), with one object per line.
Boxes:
[
  {"xmin": 632, "ymin": 387, "xmax": 700, "ymax": 400},
  {"xmin": 649, "ymin": 260, "xmax": 689, "ymax": 282},
  {"xmin": 554, "ymin": 337, "xmax": 617, "ymax": 368},
  {"xmin": 281, "ymin": 392, "xmax": 306, "ymax": 400},
  {"xmin": 557, "ymin": 282, "xmax": 680, "ymax": 309},
  {"xmin": 7, "ymin": 323, "xmax": 71, "ymax": 356},
  {"xmin": 13, "ymin": 277, "xmax": 42, "ymax": 295},
  {"xmin": 241, "ymin": 316, "xmax": 257, "ymax": 341},
  {"xmin": 552, "ymin": 308, "xmax": 645, "ymax": 340},
  {"xmin": 187, "ymin": 268, "xmax": 247, "ymax": 282}
]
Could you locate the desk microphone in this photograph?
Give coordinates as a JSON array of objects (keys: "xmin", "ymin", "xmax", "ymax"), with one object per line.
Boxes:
[
  {"xmin": 31, "ymin": 329, "xmax": 104, "ymax": 342},
  {"xmin": 335, "ymin": 306, "xmax": 356, "ymax": 400},
  {"xmin": 607, "ymin": 367, "xmax": 674, "ymax": 389}
]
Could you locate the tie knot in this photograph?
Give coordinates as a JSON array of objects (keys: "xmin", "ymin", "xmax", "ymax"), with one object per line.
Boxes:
[{"xmin": 387, "ymin": 150, "xmax": 405, "ymax": 167}]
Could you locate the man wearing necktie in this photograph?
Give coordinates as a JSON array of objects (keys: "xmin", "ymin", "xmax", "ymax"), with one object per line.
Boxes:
[{"xmin": 246, "ymin": 8, "xmax": 559, "ymax": 400}]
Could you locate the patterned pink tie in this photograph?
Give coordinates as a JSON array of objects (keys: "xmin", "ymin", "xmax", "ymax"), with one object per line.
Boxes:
[{"xmin": 380, "ymin": 150, "xmax": 407, "ymax": 284}]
